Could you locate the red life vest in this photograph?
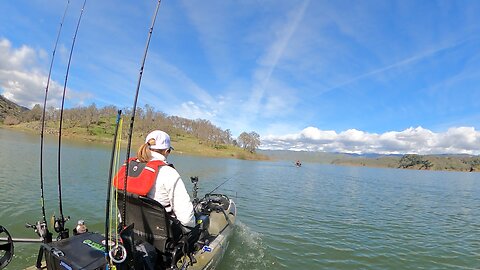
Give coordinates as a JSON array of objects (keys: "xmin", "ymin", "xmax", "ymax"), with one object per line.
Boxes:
[{"xmin": 113, "ymin": 157, "xmax": 167, "ymax": 196}]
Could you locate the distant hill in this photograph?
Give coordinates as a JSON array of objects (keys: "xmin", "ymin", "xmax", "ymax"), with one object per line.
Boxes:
[
  {"xmin": 260, "ymin": 150, "xmax": 480, "ymax": 172},
  {"xmin": 0, "ymin": 95, "xmax": 29, "ymax": 121},
  {"xmin": 1, "ymin": 94, "xmax": 267, "ymax": 160},
  {"xmin": 259, "ymin": 149, "xmax": 351, "ymax": 163}
]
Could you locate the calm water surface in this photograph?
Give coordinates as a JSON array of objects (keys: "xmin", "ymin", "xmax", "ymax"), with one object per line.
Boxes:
[{"xmin": 1, "ymin": 128, "xmax": 479, "ymax": 269}]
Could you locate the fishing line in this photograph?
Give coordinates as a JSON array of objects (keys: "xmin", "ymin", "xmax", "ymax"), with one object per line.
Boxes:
[
  {"xmin": 111, "ymin": 120, "xmax": 124, "ymax": 265},
  {"xmin": 112, "ymin": 123, "xmax": 122, "ymax": 244},
  {"xmin": 203, "ymin": 171, "xmax": 242, "ymax": 200},
  {"xmin": 104, "ymin": 110, "xmax": 122, "ymax": 267},
  {"xmin": 122, "ymin": 0, "xmax": 162, "ymax": 223},
  {"xmin": 207, "ymin": 176, "xmax": 236, "ymax": 195},
  {"xmin": 56, "ymin": 0, "xmax": 87, "ymax": 239},
  {"xmin": 38, "ymin": 0, "xmax": 70, "ymax": 238}
]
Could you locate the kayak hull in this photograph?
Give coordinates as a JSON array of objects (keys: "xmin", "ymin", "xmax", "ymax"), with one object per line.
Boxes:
[{"xmin": 184, "ymin": 198, "xmax": 236, "ymax": 270}]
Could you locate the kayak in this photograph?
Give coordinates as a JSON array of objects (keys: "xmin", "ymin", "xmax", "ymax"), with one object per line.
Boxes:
[
  {"xmin": 184, "ymin": 194, "xmax": 236, "ymax": 270},
  {"xmin": 20, "ymin": 192, "xmax": 236, "ymax": 270},
  {"xmin": 177, "ymin": 194, "xmax": 237, "ymax": 270}
]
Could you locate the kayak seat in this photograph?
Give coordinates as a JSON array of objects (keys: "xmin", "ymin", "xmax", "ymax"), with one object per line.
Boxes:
[
  {"xmin": 117, "ymin": 192, "xmax": 202, "ymax": 268},
  {"xmin": 117, "ymin": 192, "xmax": 183, "ymax": 254}
]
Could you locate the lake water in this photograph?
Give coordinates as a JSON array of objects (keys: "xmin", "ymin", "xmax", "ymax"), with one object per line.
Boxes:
[{"xmin": 1, "ymin": 128, "xmax": 480, "ymax": 269}]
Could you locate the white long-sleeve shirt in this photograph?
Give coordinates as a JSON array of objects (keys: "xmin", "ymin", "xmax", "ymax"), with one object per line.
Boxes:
[{"xmin": 146, "ymin": 151, "xmax": 195, "ymax": 227}]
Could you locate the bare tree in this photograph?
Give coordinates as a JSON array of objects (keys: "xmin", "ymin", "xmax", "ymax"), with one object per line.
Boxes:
[
  {"xmin": 84, "ymin": 103, "xmax": 99, "ymax": 132},
  {"xmin": 11, "ymin": 101, "xmax": 260, "ymax": 152},
  {"xmin": 238, "ymin": 131, "xmax": 261, "ymax": 153},
  {"xmin": 23, "ymin": 104, "xmax": 43, "ymax": 122},
  {"xmin": 47, "ymin": 106, "xmax": 58, "ymax": 122},
  {"xmin": 4, "ymin": 115, "xmax": 20, "ymax": 125}
]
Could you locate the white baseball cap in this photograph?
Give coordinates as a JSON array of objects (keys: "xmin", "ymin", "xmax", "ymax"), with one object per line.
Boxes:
[{"xmin": 145, "ymin": 130, "xmax": 174, "ymax": 150}]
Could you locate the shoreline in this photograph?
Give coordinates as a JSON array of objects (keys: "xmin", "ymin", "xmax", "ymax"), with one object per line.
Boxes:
[
  {"xmin": 1, "ymin": 124, "xmax": 269, "ymax": 161},
  {"xmin": 3, "ymin": 125, "xmax": 477, "ymax": 172}
]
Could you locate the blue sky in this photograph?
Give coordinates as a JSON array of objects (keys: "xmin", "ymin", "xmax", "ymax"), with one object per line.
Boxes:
[{"xmin": 1, "ymin": 0, "xmax": 480, "ymax": 154}]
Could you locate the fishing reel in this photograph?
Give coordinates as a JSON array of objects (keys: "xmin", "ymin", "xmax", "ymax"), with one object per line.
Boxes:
[
  {"xmin": 52, "ymin": 215, "xmax": 70, "ymax": 240},
  {"xmin": 109, "ymin": 244, "xmax": 127, "ymax": 264},
  {"xmin": 190, "ymin": 176, "xmax": 199, "ymax": 184},
  {"xmin": 0, "ymin": 226, "xmax": 14, "ymax": 269},
  {"xmin": 25, "ymin": 221, "xmax": 52, "ymax": 243}
]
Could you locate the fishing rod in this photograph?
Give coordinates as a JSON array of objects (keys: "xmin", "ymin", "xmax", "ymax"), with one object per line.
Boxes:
[
  {"xmin": 122, "ymin": 0, "xmax": 162, "ymax": 223},
  {"xmin": 191, "ymin": 176, "xmax": 242, "ymax": 208},
  {"xmin": 34, "ymin": 0, "xmax": 70, "ymax": 246},
  {"xmin": 104, "ymin": 110, "xmax": 122, "ymax": 267},
  {"xmin": 207, "ymin": 176, "xmax": 235, "ymax": 195},
  {"xmin": 55, "ymin": 0, "xmax": 87, "ymax": 240},
  {"xmin": 22, "ymin": 4, "xmax": 73, "ymax": 269}
]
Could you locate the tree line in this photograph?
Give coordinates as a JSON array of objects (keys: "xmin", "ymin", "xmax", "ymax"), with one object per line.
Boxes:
[
  {"xmin": 4, "ymin": 103, "xmax": 261, "ymax": 152},
  {"xmin": 398, "ymin": 154, "xmax": 433, "ymax": 169},
  {"xmin": 398, "ymin": 154, "xmax": 480, "ymax": 171}
]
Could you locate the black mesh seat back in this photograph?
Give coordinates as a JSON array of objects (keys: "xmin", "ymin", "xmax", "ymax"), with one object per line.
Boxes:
[{"xmin": 117, "ymin": 192, "xmax": 181, "ymax": 253}]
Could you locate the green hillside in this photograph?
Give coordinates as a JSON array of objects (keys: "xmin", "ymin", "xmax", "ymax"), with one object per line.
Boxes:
[
  {"xmin": 5, "ymin": 120, "xmax": 268, "ymax": 161},
  {"xmin": 0, "ymin": 95, "xmax": 29, "ymax": 121}
]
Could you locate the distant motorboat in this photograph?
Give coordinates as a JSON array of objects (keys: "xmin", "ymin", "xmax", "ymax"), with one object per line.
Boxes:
[{"xmin": 295, "ymin": 161, "xmax": 302, "ymax": 167}]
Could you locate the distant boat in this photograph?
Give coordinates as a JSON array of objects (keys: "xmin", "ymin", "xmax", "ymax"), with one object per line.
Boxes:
[{"xmin": 295, "ymin": 161, "xmax": 302, "ymax": 167}]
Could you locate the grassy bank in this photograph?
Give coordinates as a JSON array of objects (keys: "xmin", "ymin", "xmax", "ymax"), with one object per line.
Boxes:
[{"xmin": 3, "ymin": 122, "xmax": 269, "ymax": 161}]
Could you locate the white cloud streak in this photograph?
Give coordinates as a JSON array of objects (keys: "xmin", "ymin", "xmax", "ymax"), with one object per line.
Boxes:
[
  {"xmin": 320, "ymin": 37, "xmax": 472, "ymax": 94},
  {"xmin": 248, "ymin": 1, "xmax": 309, "ymax": 115},
  {"xmin": 262, "ymin": 126, "xmax": 480, "ymax": 155}
]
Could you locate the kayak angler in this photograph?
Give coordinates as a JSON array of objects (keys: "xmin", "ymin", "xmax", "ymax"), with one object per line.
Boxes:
[{"xmin": 0, "ymin": 1, "xmax": 237, "ymax": 270}]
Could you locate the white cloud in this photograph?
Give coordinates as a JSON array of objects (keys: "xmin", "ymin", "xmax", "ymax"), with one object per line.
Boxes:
[
  {"xmin": 175, "ymin": 101, "xmax": 217, "ymax": 120},
  {"xmin": 261, "ymin": 126, "xmax": 480, "ymax": 155},
  {"xmin": 437, "ymin": 127, "xmax": 479, "ymax": 151},
  {"xmin": 0, "ymin": 38, "xmax": 88, "ymax": 108}
]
